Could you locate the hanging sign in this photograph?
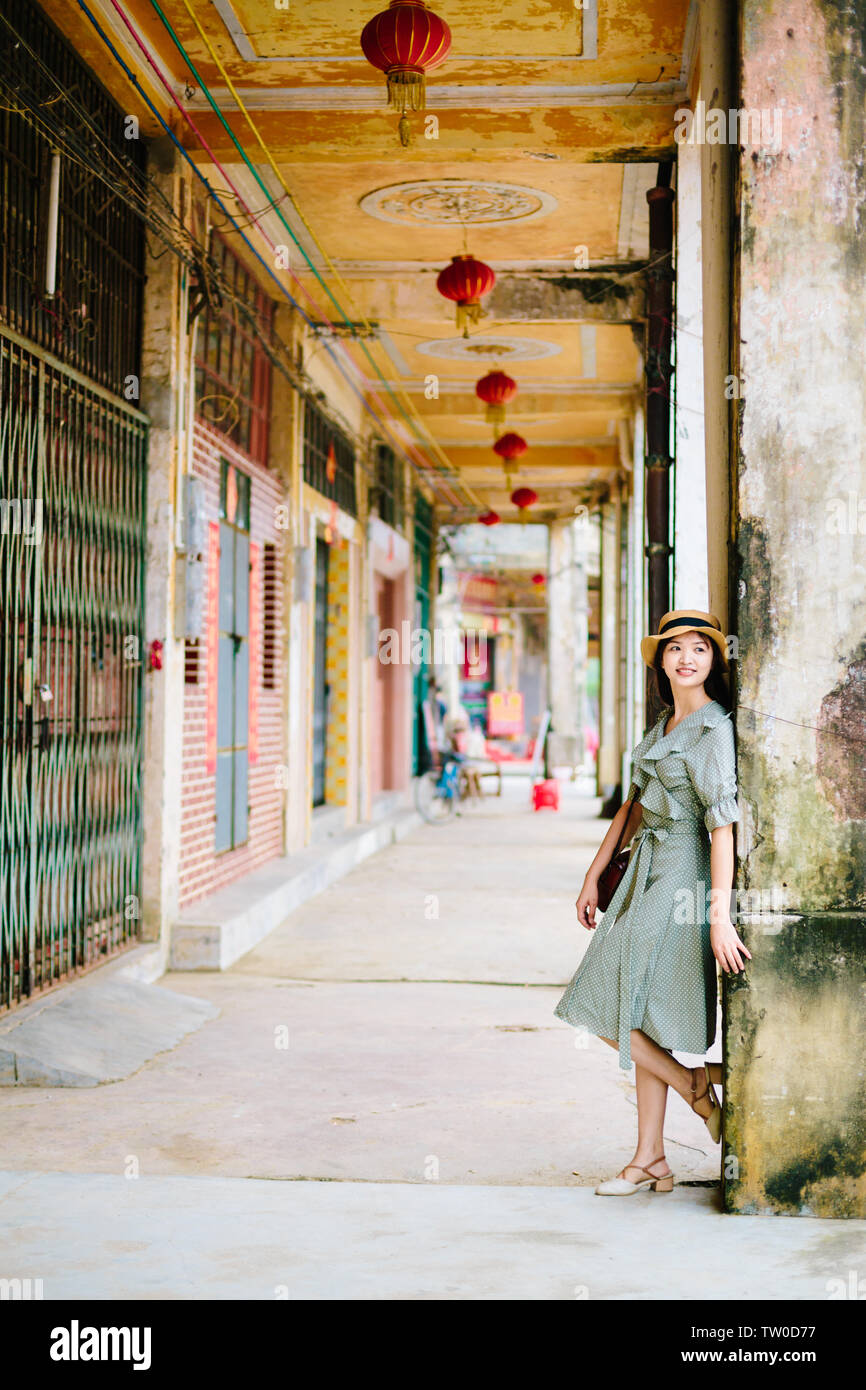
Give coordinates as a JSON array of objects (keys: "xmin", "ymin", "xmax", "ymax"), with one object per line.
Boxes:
[
  {"xmin": 487, "ymin": 690, "xmax": 524, "ymax": 737},
  {"xmin": 205, "ymin": 521, "xmax": 220, "ymax": 775}
]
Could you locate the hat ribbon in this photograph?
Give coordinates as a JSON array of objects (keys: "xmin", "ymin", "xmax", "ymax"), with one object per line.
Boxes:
[{"xmin": 657, "ymin": 616, "xmax": 720, "ymax": 636}]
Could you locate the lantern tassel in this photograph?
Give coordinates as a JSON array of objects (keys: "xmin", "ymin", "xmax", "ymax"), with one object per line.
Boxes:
[
  {"xmin": 456, "ymin": 301, "xmax": 484, "ymax": 338},
  {"xmin": 485, "ymin": 402, "xmax": 506, "ymax": 429},
  {"xmin": 386, "ymin": 69, "xmax": 426, "ymax": 114}
]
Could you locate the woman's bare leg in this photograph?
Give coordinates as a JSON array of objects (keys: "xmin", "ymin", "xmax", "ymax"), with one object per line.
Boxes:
[
  {"xmin": 597, "ymin": 1039, "xmax": 672, "ymax": 1178},
  {"xmin": 630, "ymin": 1065, "xmax": 671, "ymax": 1176},
  {"xmin": 599, "ymin": 1031, "xmax": 718, "ymax": 1122}
]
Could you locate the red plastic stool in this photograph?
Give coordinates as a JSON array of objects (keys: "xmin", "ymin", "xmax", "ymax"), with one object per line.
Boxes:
[{"xmin": 532, "ymin": 778, "xmax": 560, "ymax": 811}]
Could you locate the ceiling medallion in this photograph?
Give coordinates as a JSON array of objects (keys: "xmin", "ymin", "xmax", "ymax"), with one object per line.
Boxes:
[
  {"xmin": 359, "ymin": 179, "xmax": 558, "ymax": 226},
  {"xmin": 415, "ymin": 335, "xmax": 562, "ymax": 363}
]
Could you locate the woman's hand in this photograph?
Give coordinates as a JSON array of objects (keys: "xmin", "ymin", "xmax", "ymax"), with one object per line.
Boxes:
[
  {"xmin": 710, "ymin": 918, "xmax": 752, "ymax": 974},
  {"xmin": 576, "ymin": 874, "xmax": 599, "ymax": 931}
]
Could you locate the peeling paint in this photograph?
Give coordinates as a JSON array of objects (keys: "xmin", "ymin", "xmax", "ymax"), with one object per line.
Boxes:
[{"xmin": 817, "ymin": 654, "xmax": 866, "ymax": 822}]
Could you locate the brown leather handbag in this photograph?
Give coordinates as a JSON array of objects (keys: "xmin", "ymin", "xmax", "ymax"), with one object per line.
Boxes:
[{"xmin": 596, "ymin": 791, "xmax": 638, "ymax": 912}]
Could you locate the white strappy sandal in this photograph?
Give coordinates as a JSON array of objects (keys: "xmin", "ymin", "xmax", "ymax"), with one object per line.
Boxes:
[{"xmin": 594, "ymin": 1155, "xmax": 675, "ymax": 1195}]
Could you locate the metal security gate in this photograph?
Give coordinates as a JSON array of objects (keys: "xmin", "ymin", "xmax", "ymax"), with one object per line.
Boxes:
[
  {"xmin": 215, "ymin": 459, "xmax": 250, "ymax": 853},
  {"xmin": 0, "ymin": 327, "xmax": 147, "ymax": 1009}
]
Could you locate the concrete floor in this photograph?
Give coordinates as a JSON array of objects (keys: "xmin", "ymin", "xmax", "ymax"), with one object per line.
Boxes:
[{"xmin": 1, "ymin": 781, "xmax": 861, "ymax": 1299}]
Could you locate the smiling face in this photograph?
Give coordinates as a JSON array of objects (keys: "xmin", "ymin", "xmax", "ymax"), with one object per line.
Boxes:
[{"xmin": 659, "ymin": 630, "xmax": 714, "ymax": 696}]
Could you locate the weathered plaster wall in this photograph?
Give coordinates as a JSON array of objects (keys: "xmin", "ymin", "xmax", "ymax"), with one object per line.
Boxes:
[
  {"xmin": 139, "ymin": 140, "xmax": 183, "ymax": 963},
  {"xmin": 726, "ymin": 0, "xmax": 866, "ymax": 1217}
]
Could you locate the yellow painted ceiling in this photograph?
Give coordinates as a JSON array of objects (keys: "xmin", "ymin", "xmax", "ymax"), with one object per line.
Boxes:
[{"xmin": 47, "ymin": 0, "xmax": 692, "ymax": 519}]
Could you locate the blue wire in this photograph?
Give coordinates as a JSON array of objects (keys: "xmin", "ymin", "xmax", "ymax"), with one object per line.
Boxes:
[{"xmin": 73, "ymin": 0, "xmax": 434, "ymax": 475}]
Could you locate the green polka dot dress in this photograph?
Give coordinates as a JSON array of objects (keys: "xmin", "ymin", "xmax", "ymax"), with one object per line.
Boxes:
[{"xmin": 554, "ymin": 699, "xmax": 738, "ymax": 1070}]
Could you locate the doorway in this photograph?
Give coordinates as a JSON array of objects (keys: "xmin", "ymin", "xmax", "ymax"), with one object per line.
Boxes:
[
  {"xmin": 371, "ymin": 573, "xmax": 397, "ymax": 797},
  {"xmin": 311, "ymin": 536, "xmax": 329, "ymax": 807}
]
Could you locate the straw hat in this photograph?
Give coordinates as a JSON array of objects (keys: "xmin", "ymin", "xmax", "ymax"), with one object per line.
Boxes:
[{"xmin": 640, "ymin": 609, "xmax": 729, "ymax": 669}]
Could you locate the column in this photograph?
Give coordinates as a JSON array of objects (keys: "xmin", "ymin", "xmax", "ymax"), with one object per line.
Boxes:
[
  {"xmin": 270, "ymin": 302, "xmax": 306, "ymax": 855},
  {"xmin": 726, "ymin": 0, "xmax": 866, "ymax": 1218},
  {"xmin": 699, "ymin": 0, "xmax": 735, "ymax": 621},
  {"xmin": 674, "ymin": 138, "xmax": 709, "ymax": 610},
  {"xmin": 547, "ymin": 518, "xmax": 577, "ymax": 768},
  {"xmin": 597, "ymin": 497, "xmax": 621, "ymax": 806},
  {"xmin": 139, "ymin": 139, "xmax": 184, "ymax": 962}
]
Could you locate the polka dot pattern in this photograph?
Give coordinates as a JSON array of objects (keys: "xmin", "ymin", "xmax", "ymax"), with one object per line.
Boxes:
[{"xmin": 554, "ymin": 700, "xmax": 739, "ymax": 1070}]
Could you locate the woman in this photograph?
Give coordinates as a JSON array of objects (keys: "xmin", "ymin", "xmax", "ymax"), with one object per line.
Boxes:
[{"xmin": 554, "ymin": 609, "xmax": 751, "ymax": 1195}]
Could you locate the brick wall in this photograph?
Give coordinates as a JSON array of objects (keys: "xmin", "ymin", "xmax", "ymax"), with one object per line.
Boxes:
[{"xmin": 178, "ymin": 420, "xmax": 285, "ymax": 907}]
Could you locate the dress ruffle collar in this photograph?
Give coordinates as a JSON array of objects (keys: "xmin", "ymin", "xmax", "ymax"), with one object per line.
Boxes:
[{"xmin": 640, "ymin": 699, "xmax": 730, "ymax": 761}]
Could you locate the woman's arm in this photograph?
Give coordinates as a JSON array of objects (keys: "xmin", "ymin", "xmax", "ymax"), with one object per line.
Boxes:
[
  {"xmin": 622, "ymin": 796, "xmax": 644, "ymax": 846},
  {"xmin": 707, "ymin": 823, "xmax": 752, "ymax": 973},
  {"xmin": 586, "ymin": 796, "xmax": 643, "ymax": 881}
]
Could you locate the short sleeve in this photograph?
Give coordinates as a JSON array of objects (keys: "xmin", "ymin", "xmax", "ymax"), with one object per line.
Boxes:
[{"xmin": 687, "ymin": 714, "xmax": 738, "ymax": 832}]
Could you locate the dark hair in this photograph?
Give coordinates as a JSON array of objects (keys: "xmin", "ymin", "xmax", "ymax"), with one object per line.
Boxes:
[{"xmin": 652, "ymin": 632, "xmax": 730, "ymax": 710}]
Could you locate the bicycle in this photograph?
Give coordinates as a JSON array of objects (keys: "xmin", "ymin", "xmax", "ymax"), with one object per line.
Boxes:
[{"xmin": 413, "ymin": 753, "xmax": 477, "ymax": 824}]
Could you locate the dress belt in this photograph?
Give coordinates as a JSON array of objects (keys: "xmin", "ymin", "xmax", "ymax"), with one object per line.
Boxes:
[{"xmin": 631, "ymin": 820, "xmax": 694, "ymax": 845}]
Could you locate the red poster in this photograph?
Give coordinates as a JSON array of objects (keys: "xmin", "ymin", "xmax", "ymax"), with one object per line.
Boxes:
[
  {"xmin": 205, "ymin": 522, "xmax": 220, "ymax": 775},
  {"xmin": 248, "ymin": 542, "xmax": 260, "ymax": 766}
]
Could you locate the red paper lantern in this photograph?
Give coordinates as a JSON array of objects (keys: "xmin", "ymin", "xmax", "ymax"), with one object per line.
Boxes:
[
  {"xmin": 510, "ymin": 486, "xmax": 538, "ymax": 513},
  {"xmin": 436, "ymin": 254, "xmax": 496, "ymax": 338},
  {"xmin": 493, "ymin": 432, "xmax": 528, "ymax": 462},
  {"xmin": 361, "ymin": 1, "xmax": 451, "ymax": 146},
  {"xmin": 531, "ymin": 572, "xmax": 545, "ymax": 585},
  {"xmin": 475, "ymin": 370, "xmax": 517, "ymax": 430},
  {"xmin": 478, "ymin": 510, "xmax": 500, "ymax": 526}
]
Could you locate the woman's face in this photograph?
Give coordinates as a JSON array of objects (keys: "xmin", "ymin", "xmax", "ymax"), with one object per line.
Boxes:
[{"xmin": 661, "ymin": 631, "xmax": 714, "ymax": 695}]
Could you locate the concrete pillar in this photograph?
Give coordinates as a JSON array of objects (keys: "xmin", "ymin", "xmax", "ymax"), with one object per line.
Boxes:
[
  {"xmin": 699, "ymin": 0, "xmax": 735, "ymax": 622},
  {"xmin": 726, "ymin": 0, "xmax": 866, "ymax": 1218},
  {"xmin": 139, "ymin": 139, "xmax": 184, "ymax": 965},
  {"xmin": 547, "ymin": 518, "xmax": 582, "ymax": 768},
  {"xmin": 674, "ymin": 138, "xmax": 709, "ymax": 611},
  {"xmin": 357, "ymin": 463, "xmax": 372, "ymax": 822},
  {"xmin": 435, "ymin": 552, "xmax": 462, "ymax": 717},
  {"xmin": 345, "ymin": 531, "xmax": 362, "ymax": 826},
  {"xmin": 597, "ymin": 498, "xmax": 621, "ymax": 804},
  {"xmin": 622, "ymin": 409, "xmax": 647, "ymax": 781},
  {"xmin": 573, "ymin": 515, "xmax": 590, "ymax": 767},
  {"xmin": 270, "ymin": 304, "xmax": 306, "ymax": 856},
  {"xmin": 511, "ymin": 610, "xmax": 524, "ymax": 713}
]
